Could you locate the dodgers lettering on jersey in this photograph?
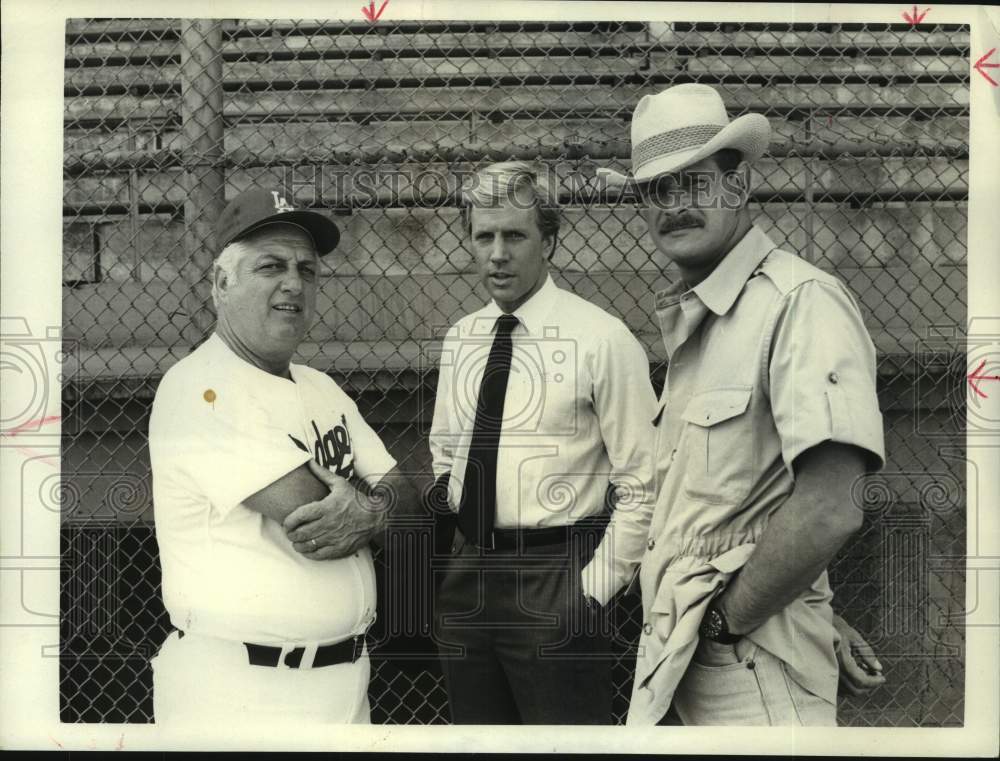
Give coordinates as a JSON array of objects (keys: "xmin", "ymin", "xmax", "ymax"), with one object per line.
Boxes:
[
  {"xmin": 289, "ymin": 415, "xmax": 355, "ymax": 480},
  {"xmin": 149, "ymin": 334, "xmax": 398, "ymax": 644}
]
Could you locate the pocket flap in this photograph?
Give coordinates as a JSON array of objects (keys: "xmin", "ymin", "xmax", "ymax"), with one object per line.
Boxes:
[{"xmin": 681, "ymin": 386, "xmax": 753, "ymax": 427}]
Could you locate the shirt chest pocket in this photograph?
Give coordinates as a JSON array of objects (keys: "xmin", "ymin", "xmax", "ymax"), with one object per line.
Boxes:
[{"xmin": 679, "ymin": 386, "xmax": 754, "ymax": 505}]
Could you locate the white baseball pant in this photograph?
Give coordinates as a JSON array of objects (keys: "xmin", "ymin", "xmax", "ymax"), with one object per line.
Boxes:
[{"xmin": 151, "ymin": 630, "xmax": 371, "ymax": 724}]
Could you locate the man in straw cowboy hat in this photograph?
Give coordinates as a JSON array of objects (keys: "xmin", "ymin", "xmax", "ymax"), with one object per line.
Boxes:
[{"xmin": 601, "ymin": 84, "xmax": 887, "ymax": 726}]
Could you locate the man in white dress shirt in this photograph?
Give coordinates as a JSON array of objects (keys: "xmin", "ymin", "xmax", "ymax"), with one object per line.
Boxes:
[
  {"xmin": 149, "ymin": 187, "xmax": 419, "ymax": 724},
  {"xmin": 428, "ymin": 162, "xmax": 659, "ymax": 724}
]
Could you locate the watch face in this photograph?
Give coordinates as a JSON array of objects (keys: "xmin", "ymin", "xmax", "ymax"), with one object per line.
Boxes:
[
  {"xmin": 710, "ymin": 609, "xmax": 723, "ymax": 636},
  {"xmin": 701, "ymin": 608, "xmax": 722, "ymax": 639}
]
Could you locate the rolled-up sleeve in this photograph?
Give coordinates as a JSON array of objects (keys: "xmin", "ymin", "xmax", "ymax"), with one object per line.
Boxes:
[{"xmin": 767, "ymin": 279, "xmax": 885, "ymax": 474}]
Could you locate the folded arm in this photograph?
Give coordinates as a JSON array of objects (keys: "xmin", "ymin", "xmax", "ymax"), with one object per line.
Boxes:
[
  {"xmin": 283, "ymin": 462, "xmax": 420, "ymax": 559},
  {"xmin": 244, "ymin": 459, "xmax": 420, "ymax": 560},
  {"xmin": 243, "ymin": 462, "xmax": 329, "ymax": 524}
]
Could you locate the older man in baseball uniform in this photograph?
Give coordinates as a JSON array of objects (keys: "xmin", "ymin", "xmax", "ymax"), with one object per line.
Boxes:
[
  {"xmin": 148, "ymin": 187, "xmax": 418, "ymax": 724},
  {"xmin": 602, "ymin": 84, "xmax": 887, "ymax": 726}
]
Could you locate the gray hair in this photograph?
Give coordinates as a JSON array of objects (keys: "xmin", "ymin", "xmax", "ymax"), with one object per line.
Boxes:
[
  {"xmin": 211, "ymin": 240, "xmax": 254, "ymax": 309},
  {"xmin": 460, "ymin": 161, "xmax": 561, "ymax": 258},
  {"xmin": 211, "ymin": 224, "xmax": 320, "ymax": 309}
]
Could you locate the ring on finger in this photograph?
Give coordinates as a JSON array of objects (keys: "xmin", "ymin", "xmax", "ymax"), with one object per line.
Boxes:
[{"xmin": 310, "ymin": 538, "xmax": 318, "ymax": 550}]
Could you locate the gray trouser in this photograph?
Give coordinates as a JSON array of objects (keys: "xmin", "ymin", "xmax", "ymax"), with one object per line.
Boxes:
[{"xmin": 433, "ymin": 526, "xmax": 615, "ymax": 725}]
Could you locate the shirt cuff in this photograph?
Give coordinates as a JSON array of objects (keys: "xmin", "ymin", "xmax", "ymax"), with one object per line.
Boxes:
[{"xmin": 580, "ymin": 553, "xmax": 632, "ymax": 607}]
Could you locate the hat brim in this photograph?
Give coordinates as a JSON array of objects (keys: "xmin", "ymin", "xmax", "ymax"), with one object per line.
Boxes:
[
  {"xmin": 600, "ymin": 113, "xmax": 771, "ymax": 189},
  {"xmin": 229, "ymin": 210, "xmax": 341, "ymax": 257}
]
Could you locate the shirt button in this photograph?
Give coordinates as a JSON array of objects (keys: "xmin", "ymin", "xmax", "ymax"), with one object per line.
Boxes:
[
  {"xmin": 643, "ymin": 623, "xmax": 653, "ymax": 636},
  {"xmin": 647, "ymin": 538, "xmax": 656, "ymax": 551},
  {"xmin": 828, "ymin": 371, "xmax": 840, "ymax": 384},
  {"xmin": 669, "ymin": 449, "xmax": 676, "ymax": 462}
]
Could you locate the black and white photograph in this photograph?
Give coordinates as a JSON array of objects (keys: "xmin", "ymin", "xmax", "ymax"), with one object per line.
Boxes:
[{"xmin": 1, "ymin": 0, "xmax": 998, "ymax": 753}]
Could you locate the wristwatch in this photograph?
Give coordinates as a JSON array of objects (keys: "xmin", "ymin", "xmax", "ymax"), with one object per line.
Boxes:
[{"xmin": 699, "ymin": 603, "xmax": 741, "ymax": 644}]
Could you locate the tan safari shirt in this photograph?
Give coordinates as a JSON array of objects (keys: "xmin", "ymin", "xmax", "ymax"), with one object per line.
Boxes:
[{"xmin": 627, "ymin": 225, "xmax": 886, "ymax": 725}]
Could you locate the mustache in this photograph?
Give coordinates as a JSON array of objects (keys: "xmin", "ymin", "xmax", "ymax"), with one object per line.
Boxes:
[{"xmin": 659, "ymin": 213, "xmax": 704, "ymax": 233}]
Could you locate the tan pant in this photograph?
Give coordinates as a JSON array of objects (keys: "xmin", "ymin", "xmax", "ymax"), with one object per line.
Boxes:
[{"xmin": 672, "ymin": 638, "xmax": 836, "ymax": 726}]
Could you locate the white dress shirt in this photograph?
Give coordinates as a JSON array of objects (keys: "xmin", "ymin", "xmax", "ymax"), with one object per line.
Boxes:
[{"xmin": 429, "ymin": 275, "xmax": 658, "ymax": 604}]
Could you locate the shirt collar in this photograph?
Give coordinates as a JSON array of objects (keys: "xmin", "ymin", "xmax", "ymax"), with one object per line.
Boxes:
[
  {"xmin": 693, "ymin": 226, "xmax": 777, "ymax": 316},
  {"xmin": 205, "ymin": 332, "xmax": 298, "ymax": 387},
  {"xmin": 479, "ymin": 273, "xmax": 559, "ymax": 336},
  {"xmin": 654, "ymin": 226, "xmax": 777, "ymax": 317}
]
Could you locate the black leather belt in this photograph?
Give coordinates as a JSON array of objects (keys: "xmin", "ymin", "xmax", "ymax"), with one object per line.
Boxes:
[
  {"xmin": 176, "ymin": 630, "xmax": 364, "ymax": 669},
  {"xmin": 477, "ymin": 516, "xmax": 610, "ymax": 552}
]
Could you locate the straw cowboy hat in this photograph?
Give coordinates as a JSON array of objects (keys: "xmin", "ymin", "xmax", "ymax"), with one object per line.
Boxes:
[{"xmin": 600, "ymin": 83, "xmax": 771, "ymax": 187}]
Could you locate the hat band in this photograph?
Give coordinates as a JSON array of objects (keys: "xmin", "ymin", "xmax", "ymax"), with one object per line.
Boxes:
[{"xmin": 632, "ymin": 124, "xmax": 726, "ymax": 172}]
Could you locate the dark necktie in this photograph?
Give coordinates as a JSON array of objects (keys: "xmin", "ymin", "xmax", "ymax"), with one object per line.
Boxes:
[{"xmin": 458, "ymin": 313, "xmax": 519, "ymax": 548}]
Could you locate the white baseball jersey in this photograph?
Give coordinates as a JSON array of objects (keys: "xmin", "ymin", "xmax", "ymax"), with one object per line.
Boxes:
[{"xmin": 148, "ymin": 332, "xmax": 397, "ymax": 645}]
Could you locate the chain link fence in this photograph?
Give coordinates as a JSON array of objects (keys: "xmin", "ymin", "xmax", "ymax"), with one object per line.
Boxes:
[{"xmin": 60, "ymin": 18, "xmax": 969, "ymax": 726}]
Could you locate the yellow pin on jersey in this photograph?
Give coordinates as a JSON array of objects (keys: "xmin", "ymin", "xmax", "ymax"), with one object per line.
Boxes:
[{"xmin": 203, "ymin": 389, "xmax": 217, "ymax": 404}]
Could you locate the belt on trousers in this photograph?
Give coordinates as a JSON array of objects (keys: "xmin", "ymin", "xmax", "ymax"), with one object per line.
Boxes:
[
  {"xmin": 176, "ymin": 629, "xmax": 364, "ymax": 669},
  {"xmin": 475, "ymin": 515, "xmax": 611, "ymax": 552}
]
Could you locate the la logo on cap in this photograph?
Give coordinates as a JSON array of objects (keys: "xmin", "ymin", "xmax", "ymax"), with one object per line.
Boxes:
[{"xmin": 271, "ymin": 191, "xmax": 295, "ymax": 213}]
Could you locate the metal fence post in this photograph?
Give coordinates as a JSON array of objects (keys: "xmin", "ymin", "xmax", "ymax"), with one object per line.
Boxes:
[{"xmin": 179, "ymin": 20, "xmax": 225, "ymax": 345}]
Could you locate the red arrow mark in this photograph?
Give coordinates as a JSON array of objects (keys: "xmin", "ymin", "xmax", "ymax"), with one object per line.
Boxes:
[
  {"xmin": 902, "ymin": 5, "xmax": 930, "ymax": 25},
  {"xmin": 0, "ymin": 415, "xmax": 61, "ymax": 468},
  {"xmin": 973, "ymin": 48, "xmax": 999, "ymax": 87},
  {"xmin": 362, "ymin": 0, "xmax": 390, "ymax": 22},
  {"xmin": 1, "ymin": 414, "xmax": 62, "ymax": 437},
  {"xmin": 968, "ymin": 358, "xmax": 1000, "ymax": 399}
]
